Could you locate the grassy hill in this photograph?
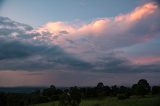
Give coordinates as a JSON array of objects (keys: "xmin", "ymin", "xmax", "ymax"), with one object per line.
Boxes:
[{"xmin": 32, "ymin": 96, "xmax": 160, "ymax": 106}]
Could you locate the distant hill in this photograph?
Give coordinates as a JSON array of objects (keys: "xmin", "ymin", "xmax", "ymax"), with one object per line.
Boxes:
[{"xmin": 0, "ymin": 87, "xmax": 46, "ymax": 93}]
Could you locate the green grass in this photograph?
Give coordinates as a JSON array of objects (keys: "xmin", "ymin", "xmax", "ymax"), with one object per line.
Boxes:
[
  {"xmin": 32, "ymin": 96, "xmax": 160, "ymax": 106},
  {"xmin": 31, "ymin": 101, "xmax": 57, "ymax": 106}
]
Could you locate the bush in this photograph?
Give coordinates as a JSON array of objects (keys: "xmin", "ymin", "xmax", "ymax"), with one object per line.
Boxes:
[
  {"xmin": 117, "ymin": 93, "xmax": 129, "ymax": 100},
  {"xmin": 58, "ymin": 87, "xmax": 81, "ymax": 106},
  {"xmin": 152, "ymin": 86, "xmax": 160, "ymax": 95},
  {"xmin": 93, "ymin": 103, "xmax": 101, "ymax": 106}
]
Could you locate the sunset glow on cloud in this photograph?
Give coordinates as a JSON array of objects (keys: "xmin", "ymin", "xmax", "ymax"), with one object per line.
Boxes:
[
  {"xmin": 33, "ymin": 2, "xmax": 160, "ymax": 64},
  {"xmin": 115, "ymin": 2, "xmax": 158, "ymax": 22},
  {"xmin": 0, "ymin": 0, "xmax": 160, "ymax": 86},
  {"xmin": 36, "ymin": 2, "xmax": 158, "ymax": 37},
  {"xmin": 128, "ymin": 56, "xmax": 160, "ymax": 65}
]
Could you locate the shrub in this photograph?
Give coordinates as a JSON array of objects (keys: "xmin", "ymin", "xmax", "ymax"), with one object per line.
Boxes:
[
  {"xmin": 152, "ymin": 86, "xmax": 160, "ymax": 95},
  {"xmin": 93, "ymin": 103, "xmax": 101, "ymax": 106},
  {"xmin": 117, "ymin": 93, "xmax": 129, "ymax": 100}
]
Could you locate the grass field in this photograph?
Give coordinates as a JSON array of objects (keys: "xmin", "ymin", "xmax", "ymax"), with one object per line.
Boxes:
[{"xmin": 32, "ymin": 96, "xmax": 160, "ymax": 106}]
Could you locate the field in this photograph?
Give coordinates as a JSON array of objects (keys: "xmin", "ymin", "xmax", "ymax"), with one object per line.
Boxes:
[{"xmin": 32, "ymin": 96, "xmax": 160, "ymax": 106}]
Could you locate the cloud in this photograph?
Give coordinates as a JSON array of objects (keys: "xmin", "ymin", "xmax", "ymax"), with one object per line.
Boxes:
[
  {"xmin": 130, "ymin": 56, "xmax": 160, "ymax": 65},
  {"xmin": 0, "ymin": 1, "xmax": 160, "ymax": 87},
  {"xmin": 0, "ymin": 16, "xmax": 92, "ymax": 71},
  {"xmin": 37, "ymin": 1, "xmax": 158, "ymax": 37},
  {"xmin": 0, "ymin": 39, "xmax": 33, "ymax": 60},
  {"xmin": 152, "ymin": 0, "xmax": 160, "ymax": 5},
  {"xmin": 35, "ymin": 2, "xmax": 160, "ymax": 58},
  {"xmin": 0, "ymin": 1, "xmax": 159, "ymax": 75},
  {"xmin": 33, "ymin": 1, "xmax": 160, "ymax": 73},
  {"xmin": 1, "ymin": 70, "xmax": 160, "ymax": 87},
  {"xmin": 0, "ymin": 38, "xmax": 92, "ymax": 71}
]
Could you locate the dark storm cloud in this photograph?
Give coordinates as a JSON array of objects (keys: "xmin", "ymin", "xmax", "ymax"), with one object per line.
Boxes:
[
  {"xmin": 92, "ymin": 54, "xmax": 160, "ymax": 73},
  {"xmin": 0, "ymin": 17, "xmax": 33, "ymax": 31},
  {"xmin": 0, "ymin": 43, "xmax": 93, "ymax": 71},
  {"xmin": 0, "ymin": 39, "xmax": 33, "ymax": 60},
  {"xmin": 0, "ymin": 16, "xmax": 92, "ymax": 71},
  {"xmin": 153, "ymin": 0, "xmax": 160, "ymax": 4},
  {"xmin": 0, "ymin": 37, "xmax": 92, "ymax": 71}
]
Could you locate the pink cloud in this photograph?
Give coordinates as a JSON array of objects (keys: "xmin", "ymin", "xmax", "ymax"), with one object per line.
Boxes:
[
  {"xmin": 129, "ymin": 56, "xmax": 160, "ymax": 65},
  {"xmin": 36, "ymin": 2, "xmax": 157, "ymax": 36},
  {"xmin": 37, "ymin": 22, "xmax": 76, "ymax": 35},
  {"xmin": 33, "ymin": 2, "xmax": 160, "ymax": 62},
  {"xmin": 0, "ymin": 70, "xmax": 160, "ymax": 86},
  {"xmin": 115, "ymin": 2, "xmax": 158, "ymax": 23},
  {"xmin": 0, "ymin": 71, "xmax": 46, "ymax": 87}
]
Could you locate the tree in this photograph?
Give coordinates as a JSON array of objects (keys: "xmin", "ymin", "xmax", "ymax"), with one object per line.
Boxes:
[
  {"xmin": 138, "ymin": 79, "xmax": 151, "ymax": 94},
  {"xmin": 104, "ymin": 86, "xmax": 111, "ymax": 96},
  {"xmin": 111, "ymin": 85, "xmax": 118, "ymax": 96},
  {"xmin": 70, "ymin": 86, "xmax": 81, "ymax": 106},
  {"xmin": 132, "ymin": 79, "xmax": 151, "ymax": 96},
  {"xmin": 117, "ymin": 86, "xmax": 130, "ymax": 100},
  {"xmin": 119, "ymin": 86, "xmax": 131, "ymax": 95},
  {"xmin": 152, "ymin": 86, "xmax": 160, "ymax": 95},
  {"xmin": 96, "ymin": 82, "xmax": 105, "ymax": 97},
  {"xmin": 50, "ymin": 85, "xmax": 56, "ymax": 89},
  {"xmin": 96, "ymin": 82, "xmax": 104, "ymax": 89},
  {"xmin": 42, "ymin": 85, "xmax": 56, "ymax": 99},
  {"xmin": 59, "ymin": 87, "xmax": 81, "ymax": 106},
  {"xmin": 58, "ymin": 89, "xmax": 71, "ymax": 106},
  {"xmin": 0, "ymin": 92, "xmax": 7, "ymax": 106}
]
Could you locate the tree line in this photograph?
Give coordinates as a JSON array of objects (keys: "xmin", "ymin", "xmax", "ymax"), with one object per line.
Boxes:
[{"xmin": 0, "ymin": 79, "xmax": 160, "ymax": 106}]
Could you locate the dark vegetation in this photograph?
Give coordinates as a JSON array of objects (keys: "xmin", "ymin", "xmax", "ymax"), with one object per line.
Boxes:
[{"xmin": 0, "ymin": 79, "xmax": 160, "ymax": 106}]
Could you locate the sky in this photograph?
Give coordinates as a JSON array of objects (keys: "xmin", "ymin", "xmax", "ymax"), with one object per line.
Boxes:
[
  {"xmin": 0, "ymin": 0, "xmax": 140, "ymax": 26},
  {"xmin": 0, "ymin": 0, "xmax": 160, "ymax": 87}
]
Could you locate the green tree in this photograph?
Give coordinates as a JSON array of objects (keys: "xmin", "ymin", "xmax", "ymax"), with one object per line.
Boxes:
[
  {"xmin": 152, "ymin": 86, "xmax": 160, "ymax": 95},
  {"xmin": 59, "ymin": 87, "xmax": 81, "ymax": 106},
  {"xmin": 96, "ymin": 82, "xmax": 105, "ymax": 98},
  {"xmin": 42, "ymin": 85, "xmax": 56, "ymax": 99},
  {"xmin": 132, "ymin": 79, "xmax": 151, "ymax": 96}
]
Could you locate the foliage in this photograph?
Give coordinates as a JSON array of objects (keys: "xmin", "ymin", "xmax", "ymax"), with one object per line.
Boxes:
[
  {"xmin": 117, "ymin": 93, "xmax": 129, "ymax": 100},
  {"xmin": 132, "ymin": 79, "xmax": 151, "ymax": 96},
  {"xmin": 152, "ymin": 86, "xmax": 160, "ymax": 95},
  {"xmin": 0, "ymin": 79, "xmax": 160, "ymax": 106},
  {"xmin": 58, "ymin": 86, "xmax": 81, "ymax": 106}
]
